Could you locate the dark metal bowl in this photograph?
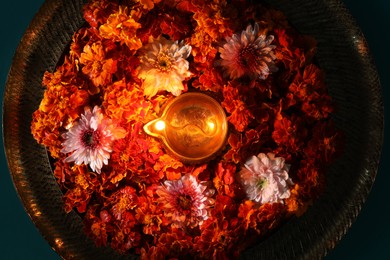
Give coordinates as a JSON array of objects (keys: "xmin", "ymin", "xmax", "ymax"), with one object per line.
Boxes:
[{"xmin": 3, "ymin": 0, "xmax": 383, "ymax": 259}]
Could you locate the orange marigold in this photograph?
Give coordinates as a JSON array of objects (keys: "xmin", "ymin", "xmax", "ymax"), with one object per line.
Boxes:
[
  {"xmin": 102, "ymin": 79, "xmax": 153, "ymax": 124},
  {"xmin": 304, "ymin": 121, "xmax": 341, "ymax": 164},
  {"xmin": 80, "ymin": 41, "xmax": 117, "ymax": 89},
  {"xmin": 84, "ymin": 206, "xmax": 111, "ymax": 247},
  {"xmin": 192, "ymin": 0, "xmax": 233, "ymax": 41},
  {"xmin": 155, "ymin": 228, "xmax": 193, "ymax": 258},
  {"xmin": 83, "ymin": 0, "xmax": 119, "ymax": 28},
  {"xmin": 153, "ymin": 154, "xmax": 184, "ymax": 181},
  {"xmin": 137, "ymin": 0, "xmax": 161, "ymax": 11},
  {"xmin": 109, "ymin": 122, "xmax": 165, "ymax": 184},
  {"xmin": 187, "ymin": 0, "xmax": 232, "ymax": 67},
  {"xmin": 63, "ymin": 165, "xmax": 98, "ymax": 213},
  {"xmin": 31, "ymin": 61, "xmax": 89, "ymax": 158},
  {"xmin": 99, "ymin": 6, "xmax": 142, "ymax": 50},
  {"xmin": 238, "ymin": 201, "xmax": 287, "ymax": 235},
  {"xmin": 188, "ymin": 28, "xmax": 217, "ymax": 65},
  {"xmin": 195, "ymin": 195, "xmax": 243, "ymax": 258},
  {"xmin": 136, "ymin": 195, "xmax": 167, "ymax": 235},
  {"xmin": 192, "ymin": 66, "xmax": 225, "ymax": 92},
  {"xmin": 284, "ymin": 184, "xmax": 308, "ymax": 216},
  {"xmin": 224, "ymin": 129, "xmax": 263, "ymax": 163},
  {"xmin": 213, "ymin": 161, "xmax": 243, "ymax": 198}
]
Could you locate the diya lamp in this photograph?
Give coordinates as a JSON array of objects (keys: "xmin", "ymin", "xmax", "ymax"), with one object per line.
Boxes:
[{"xmin": 144, "ymin": 92, "xmax": 228, "ymax": 163}]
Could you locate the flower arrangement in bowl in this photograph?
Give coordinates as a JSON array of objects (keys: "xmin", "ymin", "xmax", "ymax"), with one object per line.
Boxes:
[{"xmin": 30, "ymin": 0, "xmax": 343, "ymax": 258}]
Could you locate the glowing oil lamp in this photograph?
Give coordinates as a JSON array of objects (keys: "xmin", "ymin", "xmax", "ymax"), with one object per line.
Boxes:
[{"xmin": 143, "ymin": 92, "xmax": 228, "ymax": 163}]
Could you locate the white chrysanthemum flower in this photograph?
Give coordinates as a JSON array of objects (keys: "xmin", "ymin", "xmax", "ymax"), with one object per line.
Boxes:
[
  {"xmin": 218, "ymin": 23, "xmax": 278, "ymax": 80},
  {"xmin": 138, "ymin": 37, "xmax": 192, "ymax": 98},
  {"xmin": 156, "ymin": 174, "xmax": 214, "ymax": 228},
  {"xmin": 61, "ymin": 106, "xmax": 126, "ymax": 173},
  {"xmin": 239, "ymin": 153, "xmax": 293, "ymax": 204}
]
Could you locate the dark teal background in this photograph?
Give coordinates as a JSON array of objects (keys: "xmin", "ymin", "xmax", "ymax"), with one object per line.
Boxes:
[{"xmin": 0, "ymin": 1, "xmax": 388, "ymax": 259}]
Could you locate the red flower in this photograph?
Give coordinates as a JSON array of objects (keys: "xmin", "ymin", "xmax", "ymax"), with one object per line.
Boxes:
[
  {"xmin": 195, "ymin": 195, "xmax": 244, "ymax": 258},
  {"xmin": 304, "ymin": 121, "xmax": 342, "ymax": 164},
  {"xmin": 109, "ymin": 122, "xmax": 165, "ymax": 185},
  {"xmin": 110, "ymin": 229, "xmax": 141, "ymax": 254},
  {"xmin": 192, "ymin": 66, "xmax": 225, "ymax": 92},
  {"xmin": 289, "ymin": 64, "xmax": 333, "ymax": 119},
  {"xmin": 153, "ymin": 154, "xmax": 184, "ymax": 181},
  {"xmin": 213, "ymin": 161, "xmax": 244, "ymax": 199},
  {"xmin": 272, "ymin": 113, "xmax": 307, "ymax": 153},
  {"xmin": 224, "ymin": 129, "xmax": 262, "ymax": 163},
  {"xmin": 83, "ymin": 0, "xmax": 119, "ymax": 28},
  {"xmin": 142, "ymin": 228, "xmax": 193, "ymax": 259},
  {"xmin": 296, "ymin": 159, "xmax": 325, "ymax": 200},
  {"xmin": 222, "ymin": 83, "xmax": 254, "ymax": 132}
]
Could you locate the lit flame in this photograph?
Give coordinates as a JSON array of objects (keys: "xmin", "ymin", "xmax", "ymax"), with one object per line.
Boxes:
[
  {"xmin": 207, "ymin": 121, "xmax": 215, "ymax": 131},
  {"xmin": 155, "ymin": 120, "xmax": 166, "ymax": 131}
]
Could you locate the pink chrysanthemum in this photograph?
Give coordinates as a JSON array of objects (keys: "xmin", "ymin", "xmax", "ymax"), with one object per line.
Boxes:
[
  {"xmin": 156, "ymin": 174, "xmax": 214, "ymax": 228},
  {"xmin": 218, "ymin": 23, "xmax": 278, "ymax": 80},
  {"xmin": 61, "ymin": 106, "xmax": 126, "ymax": 173},
  {"xmin": 239, "ymin": 153, "xmax": 293, "ymax": 204},
  {"xmin": 138, "ymin": 37, "xmax": 192, "ymax": 98}
]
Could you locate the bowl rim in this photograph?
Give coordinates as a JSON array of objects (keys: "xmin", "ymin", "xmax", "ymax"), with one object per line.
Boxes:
[{"xmin": 2, "ymin": 0, "xmax": 384, "ymax": 259}]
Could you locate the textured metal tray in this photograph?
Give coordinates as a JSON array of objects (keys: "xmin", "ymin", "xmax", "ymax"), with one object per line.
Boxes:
[{"xmin": 3, "ymin": 0, "xmax": 383, "ymax": 259}]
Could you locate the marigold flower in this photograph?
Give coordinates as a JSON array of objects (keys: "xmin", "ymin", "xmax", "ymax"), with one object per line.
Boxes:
[
  {"xmin": 296, "ymin": 157, "xmax": 328, "ymax": 200},
  {"xmin": 195, "ymin": 217, "xmax": 243, "ymax": 258},
  {"xmin": 138, "ymin": 37, "xmax": 192, "ymax": 98},
  {"xmin": 136, "ymin": 196, "xmax": 166, "ymax": 235},
  {"xmin": 222, "ymin": 84, "xmax": 254, "ymax": 132},
  {"xmin": 192, "ymin": 1, "xmax": 233, "ymax": 41},
  {"xmin": 218, "ymin": 23, "xmax": 278, "ymax": 79},
  {"xmin": 238, "ymin": 201, "xmax": 287, "ymax": 235},
  {"xmin": 141, "ymin": 228, "xmax": 193, "ymax": 259},
  {"xmin": 137, "ymin": 0, "xmax": 161, "ymax": 11},
  {"xmin": 63, "ymin": 165, "xmax": 95, "ymax": 213},
  {"xmin": 83, "ymin": 0, "xmax": 119, "ymax": 28},
  {"xmin": 289, "ymin": 64, "xmax": 333, "ymax": 119},
  {"xmin": 84, "ymin": 207, "xmax": 110, "ymax": 247},
  {"xmin": 156, "ymin": 174, "xmax": 214, "ymax": 228},
  {"xmin": 61, "ymin": 106, "xmax": 126, "ymax": 173},
  {"xmin": 110, "ymin": 186, "xmax": 138, "ymax": 223},
  {"xmin": 195, "ymin": 195, "xmax": 244, "ymax": 258},
  {"xmin": 239, "ymin": 153, "xmax": 293, "ymax": 204},
  {"xmin": 213, "ymin": 161, "xmax": 242, "ymax": 198},
  {"xmin": 188, "ymin": 28, "xmax": 217, "ymax": 65},
  {"xmin": 111, "ymin": 229, "xmax": 141, "ymax": 254},
  {"xmin": 272, "ymin": 113, "xmax": 307, "ymax": 153},
  {"xmin": 99, "ymin": 6, "xmax": 142, "ymax": 50},
  {"xmin": 80, "ymin": 42, "xmax": 117, "ymax": 88}
]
